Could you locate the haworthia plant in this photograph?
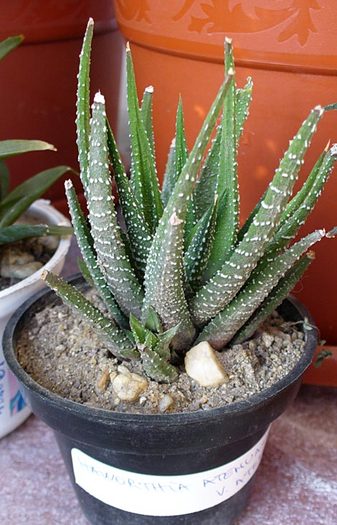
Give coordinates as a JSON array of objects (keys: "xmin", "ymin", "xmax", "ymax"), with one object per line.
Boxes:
[
  {"xmin": 44, "ymin": 19, "xmax": 337, "ymax": 382},
  {"xmin": 0, "ymin": 35, "xmax": 73, "ymax": 246}
]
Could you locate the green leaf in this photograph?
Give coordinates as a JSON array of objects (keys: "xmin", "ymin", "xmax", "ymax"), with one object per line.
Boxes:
[
  {"xmin": 0, "ymin": 35, "xmax": 23, "ymax": 61},
  {"xmin": 200, "ymin": 39, "xmax": 239, "ymax": 279},
  {"xmin": 265, "ymin": 144, "xmax": 337, "ymax": 257},
  {"xmin": 202, "ymin": 191, "xmax": 230, "ymax": 280},
  {"xmin": 198, "ymin": 229, "xmax": 325, "ymax": 348},
  {"xmin": 141, "ymin": 347, "xmax": 178, "ymax": 383},
  {"xmin": 279, "ymin": 150, "xmax": 326, "ymax": 228},
  {"xmin": 143, "ymin": 72, "xmax": 233, "ymax": 350},
  {"xmin": 65, "ymin": 179, "xmax": 128, "ymax": 328},
  {"xmin": 144, "ymin": 306, "xmax": 162, "ymax": 333},
  {"xmin": 192, "ymin": 126, "xmax": 222, "ymax": 223},
  {"xmin": 76, "ymin": 18, "xmax": 94, "ymax": 185},
  {"xmin": 0, "ymin": 224, "xmax": 71, "ymax": 245},
  {"xmin": 130, "ymin": 312, "xmax": 172, "ymax": 362},
  {"xmin": 0, "ymin": 140, "xmax": 56, "ymax": 160},
  {"xmin": 314, "ymin": 349, "xmax": 333, "ymax": 368},
  {"xmin": 0, "ymin": 166, "xmax": 72, "ymax": 226},
  {"xmin": 161, "ymin": 98, "xmax": 188, "ymax": 208},
  {"xmin": 126, "ymin": 45, "xmax": 163, "ymax": 234},
  {"xmin": 144, "ymin": 211, "xmax": 196, "ymax": 351},
  {"xmin": 0, "ymin": 161, "xmax": 9, "ymax": 200},
  {"xmin": 235, "ymin": 77, "xmax": 253, "ymax": 142},
  {"xmin": 130, "ymin": 313, "xmax": 157, "ymax": 348},
  {"xmin": 231, "ymin": 253, "xmax": 314, "ymax": 345},
  {"xmin": 155, "ymin": 323, "xmax": 181, "ymax": 361},
  {"xmin": 42, "ymin": 271, "xmax": 138, "ymax": 360},
  {"xmin": 184, "ymin": 197, "xmax": 218, "ymax": 293},
  {"xmin": 106, "ymin": 119, "xmax": 152, "ymax": 276},
  {"xmin": 77, "ymin": 257, "xmax": 94, "ymax": 286},
  {"xmin": 140, "ymin": 86, "xmax": 155, "ymax": 155},
  {"xmin": 237, "ymin": 189, "xmax": 267, "ymax": 243},
  {"xmin": 191, "ymin": 76, "xmax": 252, "ymax": 228},
  {"xmin": 191, "ymin": 105, "xmax": 324, "ymax": 326},
  {"xmin": 216, "ymin": 37, "xmax": 238, "ymax": 252},
  {"xmin": 85, "ymin": 92, "xmax": 143, "ymax": 318}
]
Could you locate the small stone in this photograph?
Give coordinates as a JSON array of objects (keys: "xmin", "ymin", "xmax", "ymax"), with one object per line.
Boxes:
[
  {"xmin": 117, "ymin": 364, "xmax": 131, "ymax": 376},
  {"xmin": 248, "ymin": 340, "xmax": 257, "ymax": 351},
  {"xmin": 1, "ymin": 247, "xmax": 34, "ymax": 267},
  {"xmin": 262, "ymin": 332, "xmax": 274, "ymax": 348},
  {"xmin": 38, "ymin": 235, "xmax": 59, "ymax": 253},
  {"xmin": 112, "ymin": 372, "xmax": 148, "ymax": 402},
  {"xmin": 184, "ymin": 341, "xmax": 229, "ymax": 387},
  {"xmin": 139, "ymin": 396, "xmax": 147, "ymax": 405},
  {"xmin": 0, "ymin": 246, "xmax": 43, "ymax": 279},
  {"xmin": 109, "ymin": 370, "xmax": 118, "ymax": 381},
  {"xmin": 2, "ymin": 261, "xmax": 43, "ymax": 279},
  {"xmin": 96, "ymin": 368, "xmax": 110, "ymax": 392},
  {"xmin": 281, "ymin": 333, "xmax": 292, "ymax": 343},
  {"xmin": 158, "ymin": 394, "xmax": 174, "ymax": 413}
]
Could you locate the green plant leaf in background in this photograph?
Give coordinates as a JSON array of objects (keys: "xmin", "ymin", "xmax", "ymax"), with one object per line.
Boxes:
[
  {"xmin": 0, "ymin": 35, "xmax": 23, "ymax": 61},
  {"xmin": 0, "ymin": 139, "xmax": 56, "ymax": 160},
  {"xmin": 0, "ymin": 161, "xmax": 9, "ymax": 200},
  {"xmin": 0, "ymin": 224, "xmax": 72, "ymax": 245},
  {"xmin": 0, "ymin": 165, "xmax": 74, "ymax": 226}
]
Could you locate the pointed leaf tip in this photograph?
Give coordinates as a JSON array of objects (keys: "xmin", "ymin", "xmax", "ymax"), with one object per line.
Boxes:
[
  {"xmin": 64, "ymin": 179, "xmax": 73, "ymax": 190},
  {"xmin": 330, "ymin": 143, "xmax": 337, "ymax": 156},
  {"xmin": 314, "ymin": 105, "xmax": 324, "ymax": 116},
  {"xmin": 94, "ymin": 91, "xmax": 105, "ymax": 104},
  {"xmin": 327, "ymin": 226, "xmax": 337, "ymax": 238}
]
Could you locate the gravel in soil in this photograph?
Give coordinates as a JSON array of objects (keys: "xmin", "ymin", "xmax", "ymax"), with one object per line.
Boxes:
[
  {"xmin": 0, "ymin": 236, "xmax": 57, "ymax": 291},
  {"xmin": 16, "ymin": 292, "xmax": 305, "ymax": 414}
]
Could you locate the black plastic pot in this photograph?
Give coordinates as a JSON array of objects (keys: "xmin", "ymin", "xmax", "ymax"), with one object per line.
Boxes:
[{"xmin": 3, "ymin": 277, "xmax": 317, "ymax": 525}]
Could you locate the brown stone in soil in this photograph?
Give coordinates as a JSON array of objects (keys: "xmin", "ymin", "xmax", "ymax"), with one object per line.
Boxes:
[{"xmin": 96, "ymin": 368, "xmax": 110, "ymax": 393}]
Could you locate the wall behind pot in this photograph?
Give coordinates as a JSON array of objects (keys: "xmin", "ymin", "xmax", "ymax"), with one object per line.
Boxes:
[
  {"xmin": 115, "ymin": 0, "xmax": 337, "ymax": 347},
  {"xmin": 0, "ymin": 0, "xmax": 124, "ymax": 213}
]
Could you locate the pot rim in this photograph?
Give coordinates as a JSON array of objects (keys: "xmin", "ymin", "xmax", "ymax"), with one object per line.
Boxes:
[
  {"xmin": 2, "ymin": 276, "xmax": 317, "ymax": 426},
  {"xmin": 0, "ymin": 199, "xmax": 71, "ymax": 301}
]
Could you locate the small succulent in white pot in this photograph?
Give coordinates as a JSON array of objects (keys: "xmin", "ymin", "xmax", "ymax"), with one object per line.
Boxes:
[
  {"xmin": 0, "ymin": 35, "xmax": 72, "ymax": 438},
  {"xmin": 42, "ymin": 20, "xmax": 336, "ymax": 384}
]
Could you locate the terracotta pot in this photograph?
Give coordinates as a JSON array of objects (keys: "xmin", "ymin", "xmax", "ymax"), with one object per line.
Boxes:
[
  {"xmin": 115, "ymin": 0, "xmax": 337, "ymax": 373},
  {"xmin": 0, "ymin": 1, "xmax": 124, "ymax": 213}
]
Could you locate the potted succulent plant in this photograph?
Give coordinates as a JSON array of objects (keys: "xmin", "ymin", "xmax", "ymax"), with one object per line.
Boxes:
[
  {"xmin": 0, "ymin": 36, "xmax": 73, "ymax": 438},
  {"xmin": 3, "ymin": 19, "xmax": 337, "ymax": 524}
]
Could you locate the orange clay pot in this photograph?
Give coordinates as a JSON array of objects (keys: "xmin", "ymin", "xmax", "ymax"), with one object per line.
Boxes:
[
  {"xmin": 115, "ymin": 0, "xmax": 337, "ymax": 384},
  {"xmin": 0, "ymin": 1, "xmax": 123, "ymax": 213}
]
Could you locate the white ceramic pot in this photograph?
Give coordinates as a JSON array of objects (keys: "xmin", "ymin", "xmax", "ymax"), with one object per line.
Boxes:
[{"xmin": 0, "ymin": 199, "xmax": 71, "ymax": 439}]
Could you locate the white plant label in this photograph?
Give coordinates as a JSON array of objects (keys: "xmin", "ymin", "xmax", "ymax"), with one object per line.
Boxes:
[{"xmin": 71, "ymin": 429, "xmax": 269, "ymax": 517}]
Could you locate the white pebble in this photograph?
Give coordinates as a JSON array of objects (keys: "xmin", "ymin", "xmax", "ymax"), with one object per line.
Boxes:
[{"xmin": 184, "ymin": 342, "xmax": 229, "ymax": 387}]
